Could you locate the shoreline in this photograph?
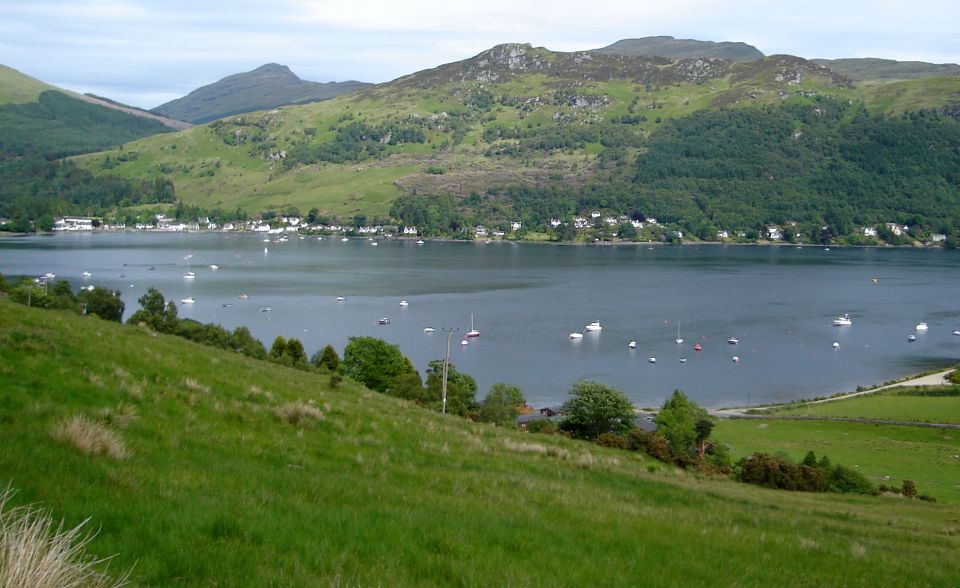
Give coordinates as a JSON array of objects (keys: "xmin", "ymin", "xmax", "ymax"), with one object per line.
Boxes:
[{"xmin": 1, "ymin": 229, "xmax": 952, "ymax": 251}]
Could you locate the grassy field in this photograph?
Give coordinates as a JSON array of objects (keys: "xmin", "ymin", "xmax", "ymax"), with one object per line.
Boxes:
[
  {"xmin": 763, "ymin": 387, "xmax": 960, "ymax": 425},
  {"xmin": 0, "ymin": 64, "xmax": 57, "ymax": 105},
  {"xmin": 2, "ymin": 297, "xmax": 960, "ymax": 586},
  {"xmin": 716, "ymin": 418, "xmax": 960, "ymax": 502}
]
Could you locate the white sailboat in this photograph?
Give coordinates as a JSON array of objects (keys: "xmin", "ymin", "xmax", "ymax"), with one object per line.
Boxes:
[
  {"xmin": 183, "ymin": 260, "xmax": 196, "ymax": 280},
  {"xmin": 466, "ymin": 313, "xmax": 480, "ymax": 338},
  {"xmin": 675, "ymin": 321, "xmax": 683, "ymax": 344}
]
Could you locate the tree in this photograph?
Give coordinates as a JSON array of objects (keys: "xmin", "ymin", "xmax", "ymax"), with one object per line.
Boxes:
[
  {"xmin": 559, "ymin": 380, "xmax": 635, "ymax": 440},
  {"xmin": 479, "ymin": 383, "xmax": 525, "ymax": 426},
  {"xmin": 654, "ymin": 389, "xmax": 711, "ymax": 461},
  {"xmin": 269, "ymin": 336, "xmax": 287, "ymax": 360},
  {"xmin": 694, "ymin": 416, "xmax": 715, "ymax": 460},
  {"xmin": 228, "ymin": 326, "xmax": 266, "ymax": 359},
  {"xmin": 311, "ymin": 344, "xmax": 340, "ymax": 372},
  {"xmin": 78, "ymin": 286, "xmax": 125, "ymax": 322},
  {"xmin": 127, "ymin": 287, "xmax": 177, "ymax": 332},
  {"xmin": 425, "ymin": 360, "xmax": 478, "ymax": 417},
  {"xmin": 340, "ymin": 336, "xmax": 415, "ymax": 394}
]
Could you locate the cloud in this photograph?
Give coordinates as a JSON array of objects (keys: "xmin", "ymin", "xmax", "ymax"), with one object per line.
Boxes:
[{"xmin": 1, "ymin": 0, "xmax": 958, "ymax": 108}]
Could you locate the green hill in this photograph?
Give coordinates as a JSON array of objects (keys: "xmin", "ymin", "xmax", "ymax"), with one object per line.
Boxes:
[
  {"xmin": 151, "ymin": 63, "xmax": 372, "ymax": 124},
  {"xmin": 1, "ymin": 296, "xmax": 959, "ymax": 586},
  {"xmin": 73, "ymin": 44, "xmax": 960, "ymax": 242},
  {"xmin": 0, "ymin": 64, "xmax": 58, "ymax": 105},
  {"xmin": 813, "ymin": 57, "xmax": 960, "ymax": 83},
  {"xmin": 593, "ymin": 35, "xmax": 764, "ymax": 62}
]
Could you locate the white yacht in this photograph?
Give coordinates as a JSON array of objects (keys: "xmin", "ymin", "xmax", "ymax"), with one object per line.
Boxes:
[
  {"xmin": 423, "ymin": 327, "xmax": 435, "ymax": 333},
  {"xmin": 832, "ymin": 341, "xmax": 840, "ymax": 348},
  {"xmin": 585, "ymin": 321, "xmax": 602, "ymax": 332},
  {"xmin": 727, "ymin": 337, "xmax": 739, "ymax": 345},
  {"xmin": 647, "ymin": 357, "xmax": 656, "ymax": 364},
  {"xmin": 466, "ymin": 314, "xmax": 480, "ymax": 338},
  {"xmin": 208, "ymin": 264, "xmax": 219, "ymax": 270},
  {"xmin": 628, "ymin": 341, "xmax": 637, "ymax": 349},
  {"xmin": 183, "ymin": 271, "xmax": 196, "ymax": 280},
  {"xmin": 81, "ymin": 271, "xmax": 92, "ymax": 278},
  {"xmin": 675, "ymin": 321, "xmax": 683, "ymax": 344},
  {"xmin": 833, "ymin": 313, "xmax": 853, "ymax": 326},
  {"xmin": 569, "ymin": 332, "xmax": 584, "ymax": 340},
  {"xmin": 336, "ymin": 296, "xmax": 346, "ymax": 301},
  {"xmin": 916, "ymin": 322, "xmax": 929, "ymax": 331},
  {"xmin": 399, "ymin": 300, "xmax": 409, "ymax": 307},
  {"xmin": 416, "ymin": 240, "xmax": 425, "ymax": 245},
  {"xmin": 180, "ymin": 297, "xmax": 195, "ymax": 304}
]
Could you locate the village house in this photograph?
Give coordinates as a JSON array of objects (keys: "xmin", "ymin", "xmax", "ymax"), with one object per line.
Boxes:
[
  {"xmin": 717, "ymin": 230, "xmax": 729, "ymax": 239},
  {"xmin": 549, "ymin": 219, "xmax": 562, "ymax": 228},
  {"xmin": 475, "ymin": 225, "xmax": 487, "ymax": 237},
  {"xmin": 767, "ymin": 226, "xmax": 782, "ymax": 240},
  {"xmin": 53, "ymin": 217, "xmax": 96, "ymax": 231},
  {"xmin": 510, "ymin": 221, "xmax": 522, "ymax": 232},
  {"xmin": 862, "ymin": 227, "xmax": 878, "ymax": 237},
  {"xmin": 402, "ymin": 226, "xmax": 418, "ymax": 235}
]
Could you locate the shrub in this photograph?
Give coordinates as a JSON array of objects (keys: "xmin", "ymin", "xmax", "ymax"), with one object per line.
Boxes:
[
  {"xmin": 645, "ymin": 434, "xmax": 672, "ymax": 463},
  {"xmin": 596, "ymin": 432, "xmax": 628, "ymax": 449},
  {"xmin": 901, "ymin": 479, "xmax": 918, "ymax": 499},
  {"xmin": 826, "ymin": 465, "xmax": 874, "ymax": 494},
  {"xmin": 625, "ymin": 428, "xmax": 651, "ymax": 452},
  {"xmin": 0, "ymin": 486, "xmax": 128, "ymax": 588},
  {"xmin": 526, "ymin": 420, "xmax": 557, "ymax": 435},
  {"xmin": 329, "ymin": 373, "xmax": 343, "ymax": 389},
  {"xmin": 51, "ymin": 415, "xmax": 128, "ymax": 460}
]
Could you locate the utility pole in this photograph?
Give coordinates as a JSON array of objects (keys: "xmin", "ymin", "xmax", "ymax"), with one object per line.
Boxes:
[{"xmin": 441, "ymin": 328, "xmax": 457, "ymax": 415}]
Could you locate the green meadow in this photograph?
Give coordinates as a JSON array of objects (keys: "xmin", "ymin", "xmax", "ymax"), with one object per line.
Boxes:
[
  {"xmin": 2, "ymin": 297, "xmax": 960, "ymax": 585},
  {"xmin": 716, "ymin": 418, "xmax": 960, "ymax": 503},
  {"xmin": 764, "ymin": 387, "xmax": 960, "ymax": 425}
]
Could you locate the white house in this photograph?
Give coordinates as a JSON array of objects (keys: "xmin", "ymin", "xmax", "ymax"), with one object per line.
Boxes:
[
  {"xmin": 717, "ymin": 230, "xmax": 729, "ymax": 239},
  {"xmin": 931, "ymin": 233, "xmax": 947, "ymax": 243},
  {"xmin": 53, "ymin": 217, "xmax": 95, "ymax": 231},
  {"xmin": 549, "ymin": 219, "xmax": 561, "ymax": 228},
  {"xmin": 510, "ymin": 221, "xmax": 522, "ymax": 232},
  {"xmin": 590, "ymin": 211, "xmax": 601, "ymax": 219},
  {"xmin": 767, "ymin": 226, "xmax": 782, "ymax": 240},
  {"xmin": 862, "ymin": 227, "xmax": 878, "ymax": 237},
  {"xmin": 475, "ymin": 225, "xmax": 488, "ymax": 237}
]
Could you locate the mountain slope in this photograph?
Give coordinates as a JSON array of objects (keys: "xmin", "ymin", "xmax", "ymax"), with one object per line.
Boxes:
[
  {"xmin": 1, "ymin": 298, "xmax": 959, "ymax": 586},
  {"xmin": 151, "ymin": 63, "xmax": 371, "ymax": 124},
  {"xmin": 813, "ymin": 57, "xmax": 960, "ymax": 83},
  {"xmin": 594, "ymin": 35, "xmax": 764, "ymax": 62},
  {"xmin": 0, "ymin": 64, "xmax": 59, "ymax": 105}
]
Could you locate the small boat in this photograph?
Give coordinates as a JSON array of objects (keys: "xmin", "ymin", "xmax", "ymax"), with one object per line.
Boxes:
[
  {"xmin": 424, "ymin": 327, "xmax": 435, "ymax": 333},
  {"xmin": 336, "ymin": 296, "xmax": 346, "ymax": 301},
  {"xmin": 81, "ymin": 271, "xmax": 92, "ymax": 278},
  {"xmin": 585, "ymin": 321, "xmax": 602, "ymax": 332},
  {"xmin": 183, "ymin": 271, "xmax": 196, "ymax": 280},
  {"xmin": 648, "ymin": 357, "xmax": 657, "ymax": 364},
  {"xmin": 693, "ymin": 343, "xmax": 703, "ymax": 351},
  {"xmin": 460, "ymin": 339, "xmax": 469, "ymax": 346},
  {"xmin": 264, "ymin": 247, "xmax": 268, "ymax": 254},
  {"xmin": 237, "ymin": 293, "xmax": 249, "ymax": 300},
  {"xmin": 263, "ymin": 238, "xmax": 270, "ymax": 243},
  {"xmin": 675, "ymin": 321, "xmax": 683, "ymax": 344},
  {"xmin": 953, "ymin": 330, "xmax": 960, "ymax": 336},
  {"xmin": 129, "ymin": 284, "xmax": 135, "ymax": 288},
  {"xmin": 627, "ymin": 340, "xmax": 637, "ymax": 349},
  {"xmin": 222, "ymin": 303, "xmax": 232, "ymax": 308},
  {"xmin": 916, "ymin": 322, "xmax": 929, "ymax": 331},
  {"xmin": 833, "ymin": 313, "xmax": 853, "ymax": 326},
  {"xmin": 727, "ymin": 337, "xmax": 739, "ymax": 345},
  {"xmin": 679, "ymin": 358, "xmax": 687, "ymax": 363},
  {"xmin": 371, "ymin": 242, "xmax": 378, "ymax": 246},
  {"xmin": 147, "ymin": 266, "xmax": 155, "ymax": 271},
  {"xmin": 732, "ymin": 356, "xmax": 740, "ymax": 363},
  {"xmin": 399, "ymin": 300, "xmax": 409, "ymax": 307},
  {"xmin": 377, "ymin": 317, "xmax": 390, "ymax": 325},
  {"xmin": 466, "ymin": 314, "xmax": 480, "ymax": 338},
  {"xmin": 118, "ymin": 273, "xmax": 126, "ymax": 278},
  {"xmin": 208, "ymin": 264, "xmax": 219, "ymax": 270},
  {"xmin": 341, "ymin": 238, "xmax": 349, "ymax": 242},
  {"xmin": 259, "ymin": 307, "xmax": 272, "ymax": 312},
  {"xmin": 180, "ymin": 297, "xmax": 195, "ymax": 304},
  {"xmin": 416, "ymin": 240, "xmax": 425, "ymax": 245},
  {"xmin": 832, "ymin": 341, "xmax": 840, "ymax": 348},
  {"xmin": 907, "ymin": 334, "xmax": 916, "ymax": 342},
  {"xmin": 570, "ymin": 332, "xmax": 584, "ymax": 340}
]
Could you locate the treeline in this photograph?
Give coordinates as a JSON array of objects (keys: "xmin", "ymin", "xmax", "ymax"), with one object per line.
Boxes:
[
  {"xmin": 0, "ymin": 91, "xmax": 170, "ymax": 159},
  {"xmin": 0, "ymin": 157, "xmax": 175, "ymax": 231},
  {"xmin": 284, "ymin": 120, "xmax": 427, "ymax": 167},
  {"xmin": 483, "ymin": 121, "xmax": 643, "ymax": 155},
  {"xmin": 1, "ymin": 276, "xmax": 124, "ymax": 321}
]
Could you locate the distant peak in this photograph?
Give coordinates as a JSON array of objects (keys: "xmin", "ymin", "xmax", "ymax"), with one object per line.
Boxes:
[{"xmin": 249, "ymin": 63, "xmax": 299, "ymax": 79}]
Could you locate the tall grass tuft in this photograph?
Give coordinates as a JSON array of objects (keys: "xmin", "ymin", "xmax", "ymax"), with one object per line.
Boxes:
[
  {"xmin": 276, "ymin": 401, "xmax": 324, "ymax": 427},
  {"xmin": 0, "ymin": 486, "xmax": 128, "ymax": 588},
  {"xmin": 51, "ymin": 416, "xmax": 128, "ymax": 460}
]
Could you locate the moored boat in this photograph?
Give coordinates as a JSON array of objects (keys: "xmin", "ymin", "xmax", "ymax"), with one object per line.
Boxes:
[
  {"xmin": 570, "ymin": 332, "xmax": 583, "ymax": 340},
  {"xmin": 833, "ymin": 313, "xmax": 853, "ymax": 326},
  {"xmin": 916, "ymin": 322, "xmax": 929, "ymax": 331},
  {"xmin": 585, "ymin": 320, "xmax": 602, "ymax": 332}
]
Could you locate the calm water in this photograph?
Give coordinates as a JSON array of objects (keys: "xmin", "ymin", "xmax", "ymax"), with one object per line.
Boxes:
[{"xmin": 2, "ymin": 233, "xmax": 959, "ymax": 407}]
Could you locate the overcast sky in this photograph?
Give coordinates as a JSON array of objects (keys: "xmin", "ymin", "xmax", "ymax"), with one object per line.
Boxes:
[{"xmin": 2, "ymin": 0, "xmax": 958, "ymax": 109}]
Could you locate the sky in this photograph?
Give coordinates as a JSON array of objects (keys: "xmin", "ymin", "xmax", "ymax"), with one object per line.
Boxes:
[{"xmin": 1, "ymin": 0, "xmax": 958, "ymax": 110}]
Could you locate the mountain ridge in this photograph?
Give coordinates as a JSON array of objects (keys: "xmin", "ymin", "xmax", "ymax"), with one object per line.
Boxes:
[
  {"xmin": 593, "ymin": 35, "xmax": 764, "ymax": 62},
  {"xmin": 151, "ymin": 63, "xmax": 372, "ymax": 124}
]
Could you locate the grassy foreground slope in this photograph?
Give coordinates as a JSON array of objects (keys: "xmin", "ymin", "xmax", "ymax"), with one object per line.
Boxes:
[{"xmin": 1, "ymin": 299, "xmax": 960, "ymax": 586}]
